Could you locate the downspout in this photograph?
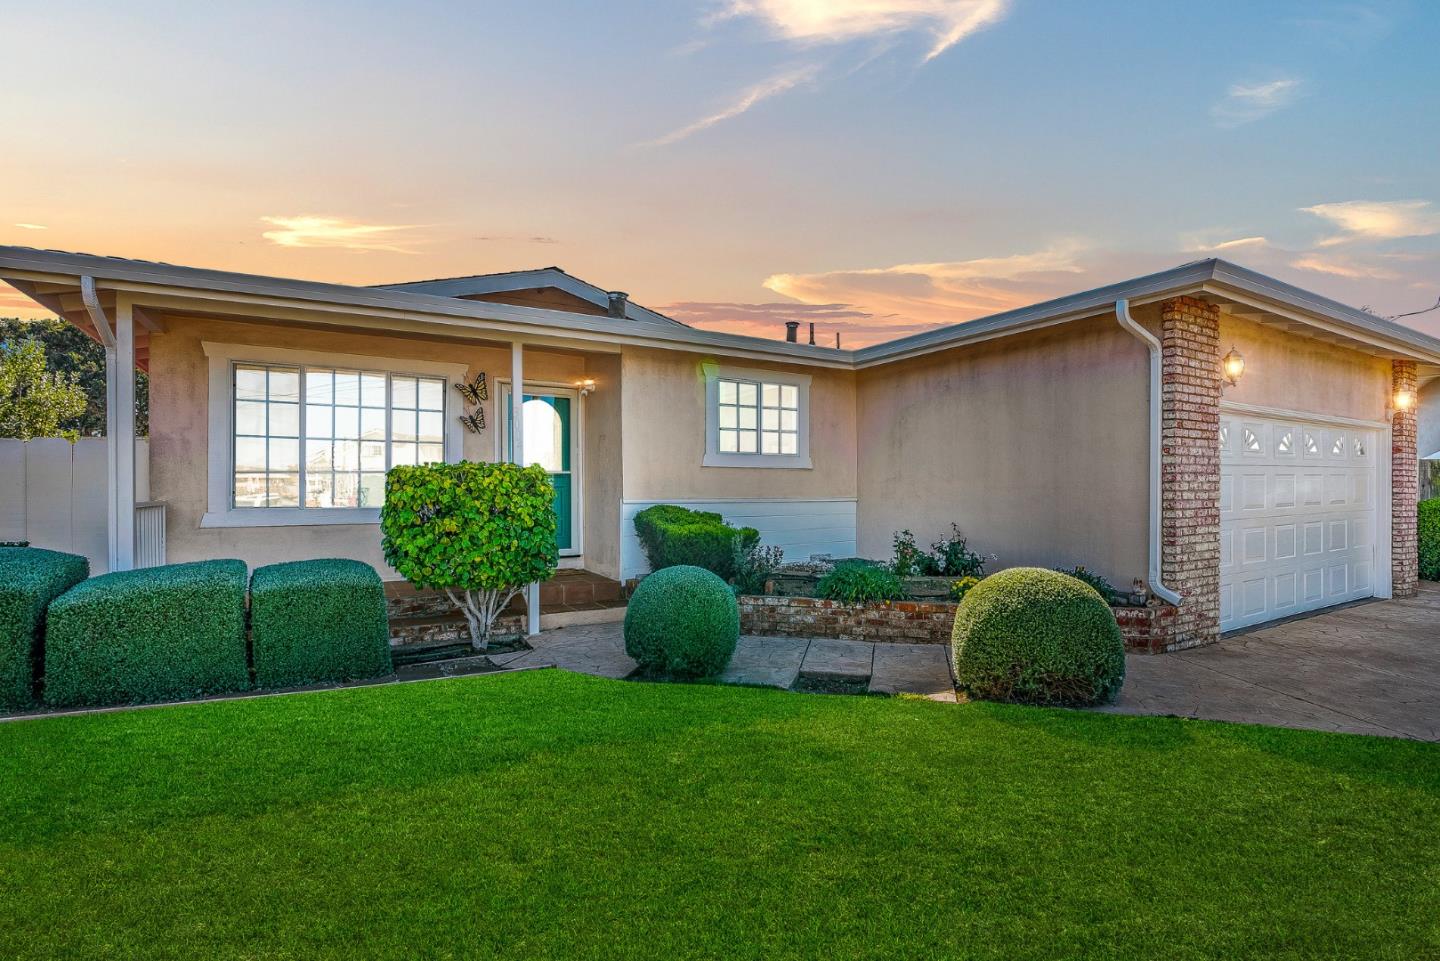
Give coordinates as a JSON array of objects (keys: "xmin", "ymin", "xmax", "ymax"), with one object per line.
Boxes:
[
  {"xmin": 1115, "ymin": 299, "xmax": 1183, "ymax": 606},
  {"xmin": 80, "ymin": 275, "xmax": 115, "ymax": 347}
]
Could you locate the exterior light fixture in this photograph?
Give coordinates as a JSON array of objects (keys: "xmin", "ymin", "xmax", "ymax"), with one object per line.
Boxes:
[
  {"xmin": 577, "ymin": 378, "xmax": 596, "ymax": 398},
  {"xmin": 1221, "ymin": 347, "xmax": 1245, "ymax": 387},
  {"xmin": 1394, "ymin": 388, "xmax": 1417, "ymax": 413}
]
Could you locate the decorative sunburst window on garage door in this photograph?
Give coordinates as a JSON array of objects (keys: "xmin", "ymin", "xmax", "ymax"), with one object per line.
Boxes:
[
  {"xmin": 1304, "ymin": 432, "xmax": 1319, "ymax": 455},
  {"xmin": 1332, "ymin": 436, "xmax": 1346, "ymax": 456},
  {"xmin": 1277, "ymin": 430, "xmax": 1293, "ymax": 454},
  {"xmin": 1243, "ymin": 428, "xmax": 1261, "ymax": 452},
  {"xmin": 1354, "ymin": 437, "xmax": 1366, "ymax": 457},
  {"xmin": 1219, "ymin": 425, "xmax": 1229, "ymax": 447}
]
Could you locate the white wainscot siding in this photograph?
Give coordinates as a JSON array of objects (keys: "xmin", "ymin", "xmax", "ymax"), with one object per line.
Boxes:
[{"xmin": 620, "ymin": 498, "xmax": 857, "ymax": 581}]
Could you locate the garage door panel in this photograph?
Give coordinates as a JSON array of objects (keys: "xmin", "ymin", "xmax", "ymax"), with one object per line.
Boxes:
[{"xmin": 1220, "ymin": 413, "xmax": 1377, "ymax": 632}]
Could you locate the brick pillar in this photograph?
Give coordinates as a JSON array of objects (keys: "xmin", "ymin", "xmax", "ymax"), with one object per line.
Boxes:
[
  {"xmin": 1391, "ymin": 359, "xmax": 1419, "ymax": 598},
  {"xmin": 1158, "ymin": 297, "xmax": 1222, "ymax": 649}
]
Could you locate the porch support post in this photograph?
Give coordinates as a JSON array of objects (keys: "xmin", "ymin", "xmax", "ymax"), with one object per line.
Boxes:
[
  {"xmin": 113, "ymin": 298, "xmax": 137, "ymax": 571},
  {"xmin": 511, "ymin": 342, "xmax": 541, "ymax": 636}
]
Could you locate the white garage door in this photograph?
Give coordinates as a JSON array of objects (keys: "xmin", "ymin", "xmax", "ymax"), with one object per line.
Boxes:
[{"xmin": 1219, "ymin": 413, "xmax": 1378, "ymax": 632}]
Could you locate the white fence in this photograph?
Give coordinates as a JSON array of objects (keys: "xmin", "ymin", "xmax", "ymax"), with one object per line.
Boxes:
[{"xmin": 0, "ymin": 437, "xmax": 151, "ymax": 574}]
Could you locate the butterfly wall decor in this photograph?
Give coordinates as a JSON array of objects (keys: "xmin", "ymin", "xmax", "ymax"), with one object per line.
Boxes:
[
  {"xmin": 458, "ymin": 410, "xmax": 486, "ymax": 434},
  {"xmin": 454, "ymin": 372, "xmax": 488, "ymax": 406}
]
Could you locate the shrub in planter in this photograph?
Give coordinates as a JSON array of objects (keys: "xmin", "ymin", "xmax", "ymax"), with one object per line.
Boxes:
[
  {"xmin": 382, "ymin": 461, "xmax": 557, "ymax": 650},
  {"xmin": 633, "ymin": 504, "xmax": 758, "ymax": 581},
  {"xmin": 1419, "ymin": 498, "xmax": 1440, "ymax": 581},
  {"xmin": 624, "ymin": 565, "xmax": 739, "ymax": 678},
  {"xmin": 44, "ymin": 560, "xmax": 249, "ymax": 707},
  {"xmin": 1054, "ymin": 565, "xmax": 1118, "ymax": 603},
  {"xmin": 817, "ymin": 561, "xmax": 905, "ymax": 604},
  {"xmin": 949, "ymin": 575, "xmax": 983, "ymax": 603},
  {"xmin": 250, "ymin": 559, "xmax": 392, "ymax": 688},
  {"xmin": 0, "ymin": 547, "xmax": 88, "ymax": 710},
  {"xmin": 731, "ymin": 541, "xmax": 784, "ymax": 595},
  {"xmin": 951, "ymin": 567, "xmax": 1124, "ymax": 707}
]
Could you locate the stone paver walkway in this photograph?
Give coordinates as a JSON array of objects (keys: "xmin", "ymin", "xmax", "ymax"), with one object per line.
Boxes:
[
  {"xmin": 1100, "ymin": 584, "xmax": 1440, "ymax": 741},
  {"xmin": 510, "ymin": 622, "xmax": 956, "ymax": 699}
]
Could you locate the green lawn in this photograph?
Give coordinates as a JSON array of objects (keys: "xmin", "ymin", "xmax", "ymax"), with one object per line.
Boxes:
[{"xmin": 1, "ymin": 671, "xmax": 1437, "ymax": 960}]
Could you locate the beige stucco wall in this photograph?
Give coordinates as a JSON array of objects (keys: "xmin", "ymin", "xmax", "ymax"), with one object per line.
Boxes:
[
  {"xmin": 148, "ymin": 314, "xmax": 619, "ymax": 577},
  {"xmin": 581, "ymin": 353, "xmax": 623, "ymax": 579},
  {"xmin": 1216, "ymin": 313, "xmax": 1391, "ymax": 422},
  {"xmin": 855, "ymin": 313, "xmax": 1150, "ymax": 586},
  {"xmin": 618, "ymin": 347, "xmax": 858, "ymax": 501}
]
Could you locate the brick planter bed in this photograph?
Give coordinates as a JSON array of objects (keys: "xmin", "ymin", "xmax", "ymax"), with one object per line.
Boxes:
[{"xmin": 740, "ymin": 594, "xmax": 1180, "ymax": 652}]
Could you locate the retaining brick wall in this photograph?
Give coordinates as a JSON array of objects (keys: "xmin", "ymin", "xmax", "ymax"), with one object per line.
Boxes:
[
  {"xmin": 740, "ymin": 594, "xmax": 1178, "ymax": 652},
  {"xmin": 1159, "ymin": 296, "xmax": 1222, "ymax": 650},
  {"xmin": 1393, "ymin": 359, "xmax": 1419, "ymax": 598}
]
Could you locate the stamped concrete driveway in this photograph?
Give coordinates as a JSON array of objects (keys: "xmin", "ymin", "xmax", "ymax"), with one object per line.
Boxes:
[{"xmin": 1101, "ymin": 583, "xmax": 1440, "ymax": 740}]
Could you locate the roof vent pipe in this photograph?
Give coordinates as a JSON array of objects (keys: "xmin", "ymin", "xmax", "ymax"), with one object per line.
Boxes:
[
  {"xmin": 784, "ymin": 321, "xmax": 800, "ymax": 343},
  {"xmin": 808, "ymin": 322, "xmax": 816, "ymax": 346},
  {"xmin": 1114, "ymin": 298, "xmax": 1183, "ymax": 606},
  {"xmin": 607, "ymin": 291, "xmax": 628, "ymax": 318}
]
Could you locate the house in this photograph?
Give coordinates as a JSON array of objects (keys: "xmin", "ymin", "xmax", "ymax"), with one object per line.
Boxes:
[{"xmin": 2, "ymin": 246, "xmax": 1437, "ymax": 650}]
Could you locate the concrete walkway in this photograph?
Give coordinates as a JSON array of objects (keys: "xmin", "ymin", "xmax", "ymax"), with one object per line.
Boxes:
[
  {"xmin": 502, "ymin": 622, "xmax": 956, "ymax": 700},
  {"xmin": 1101, "ymin": 585, "xmax": 1440, "ymax": 741}
]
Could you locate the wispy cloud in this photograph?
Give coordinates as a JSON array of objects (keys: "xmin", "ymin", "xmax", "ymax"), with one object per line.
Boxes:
[
  {"xmin": 755, "ymin": 243, "xmax": 1088, "ymax": 343},
  {"xmin": 1291, "ymin": 253, "xmax": 1401, "ymax": 280},
  {"xmin": 1186, "ymin": 234, "xmax": 1269, "ymax": 253},
  {"xmin": 642, "ymin": 63, "xmax": 818, "ymax": 146},
  {"xmin": 12, "ymin": 223, "xmax": 46, "ymax": 230},
  {"xmin": 716, "ymin": 0, "xmax": 1009, "ymax": 61},
  {"xmin": 664, "ymin": 300, "xmax": 923, "ymax": 344},
  {"xmin": 1211, "ymin": 76, "xmax": 1302, "ymax": 127},
  {"xmin": 260, "ymin": 215, "xmax": 426, "ymax": 253},
  {"xmin": 473, "ymin": 234, "xmax": 559, "ymax": 245},
  {"xmin": 1301, "ymin": 199, "xmax": 1440, "ymax": 245}
]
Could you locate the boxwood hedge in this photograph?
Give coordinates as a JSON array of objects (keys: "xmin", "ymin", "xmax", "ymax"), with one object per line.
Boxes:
[
  {"xmin": 44, "ymin": 559, "xmax": 249, "ymax": 707},
  {"xmin": 0, "ymin": 547, "xmax": 88, "ymax": 711},
  {"xmin": 633, "ymin": 504, "xmax": 758, "ymax": 581},
  {"xmin": 250, "ymin": 559, "xmax": 393, "ymax": 688},
  {"xmin": 951, "ymin": 566, "xmax": 1125, "ymax": 707},
  {"xmin": 1419, "ymin": 498, "xmax": 1440, "ymax": 581},
  {"xmin": 624, "ymin": 565, "xmax": 739, "ymax": 678}
]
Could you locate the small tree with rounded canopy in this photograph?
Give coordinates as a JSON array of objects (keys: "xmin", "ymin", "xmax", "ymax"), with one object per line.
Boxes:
[{"xmin": 381, "ymin": 461, "xmax": 558, "ymax": 650}]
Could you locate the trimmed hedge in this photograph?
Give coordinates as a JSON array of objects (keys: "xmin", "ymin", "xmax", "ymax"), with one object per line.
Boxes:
[
  {"xmin": 951, "ymin": 567, "xmax": 1125, "ymax": 707},
  {"xmin": 634, "ymin": 505, "xmax": 758, "ymax": 581},
  {"xmin": 624, "ymin": 565, "xmax": 739, "ymax": 678},
  {"xmin": 44, "ymin": 560, "xmax": 249, "ymax": 707},
  {"xmin": 250, "ymin": 559, "xmax": 393, "ymax": 688},
  {"xmin": 0, "ymin": 547, "xmax": 88, "ymax": 711},
  {"xmin": 1420, "ymin": 498, "xmax": 1440, "ymax": 582}
]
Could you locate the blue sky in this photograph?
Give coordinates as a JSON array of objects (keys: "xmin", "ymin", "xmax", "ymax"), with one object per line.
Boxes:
[{"xmin": 3, "ymin": 0, "xmax": 1438, "ymax": 344}]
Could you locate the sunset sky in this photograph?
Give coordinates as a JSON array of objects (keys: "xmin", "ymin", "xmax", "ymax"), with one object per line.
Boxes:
[{"xmin": 4, "ymin": 0, "xmax": 1439, "ymax": 345}]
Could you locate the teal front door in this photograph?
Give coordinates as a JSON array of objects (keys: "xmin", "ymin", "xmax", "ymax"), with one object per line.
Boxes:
[{"xmin": 506, "ymin": 391, "xmax": 574, "ymax": 552}]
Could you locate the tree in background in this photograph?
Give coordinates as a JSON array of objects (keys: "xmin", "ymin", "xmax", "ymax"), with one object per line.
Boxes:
[
  {"xmin": 0, "ymin": 339, "xmax": 88, "ymax": 440},
  {"xmin": 0, "ymin": 318, "xmax": 148, "ymax": 435}
]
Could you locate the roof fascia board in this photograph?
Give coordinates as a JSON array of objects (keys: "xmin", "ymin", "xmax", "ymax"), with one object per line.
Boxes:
[{"xmin": 0, "ymin": 253, "xmax": 855, "ymax": 367}]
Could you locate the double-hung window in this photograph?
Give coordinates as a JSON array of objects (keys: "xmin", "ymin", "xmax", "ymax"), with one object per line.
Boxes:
[
  {"xmin": 703, "ymin": 366, "xmax": 811, "ymax": 469},
  {"xmin": 205, "ymin": 342, "xmax": 466, "ymax": 526}
]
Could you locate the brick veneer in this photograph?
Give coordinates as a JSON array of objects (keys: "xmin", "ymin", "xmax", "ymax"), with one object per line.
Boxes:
[
  {"xmin": 1392, "ymin": 359, "xmax": 1419, "ymax": 598},
  {"xmin": 1158, "ymin": 297, "xmax": 1222, "ymax": 650},
  {"xmin": 739, "ymin": 595, "xmax": 1176, "ymax": 652}
]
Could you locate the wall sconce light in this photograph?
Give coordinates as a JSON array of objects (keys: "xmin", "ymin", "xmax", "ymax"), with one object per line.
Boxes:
[
  {"xmin": 1221, "ymin": 347, "xmax": 1245, "ymax": 387},
  {"xmin": 577, "ymin": 378, "xmax": 596, "ymax": 398},
  {"xmin": 1393, "ymin": 387, "xmax": 1417, "ymax": 413}
]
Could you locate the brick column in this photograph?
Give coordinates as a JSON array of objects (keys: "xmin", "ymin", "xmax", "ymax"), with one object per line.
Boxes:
[
  {"xmin": 1159, "ymin": 297, "xmax": 1221, "ymax": 649},
  {"xmin": 1391, "ymin": 359, "xmax": 1419, "ymax": 598}
]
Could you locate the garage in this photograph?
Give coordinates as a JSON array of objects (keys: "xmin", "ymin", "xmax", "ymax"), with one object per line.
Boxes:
[{"xmin": 1219, "ymin": 411, "xmax": 1381, "ymax": 632}]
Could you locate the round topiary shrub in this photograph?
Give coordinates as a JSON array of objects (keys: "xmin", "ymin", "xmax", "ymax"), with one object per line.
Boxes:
[
  {"xmin": 624, "ymin": 565, "xmax": 739, "ymax": 678},
  {"xmin": 951, "ymin": 567, "xmax": 1124, "ymax": 707}
]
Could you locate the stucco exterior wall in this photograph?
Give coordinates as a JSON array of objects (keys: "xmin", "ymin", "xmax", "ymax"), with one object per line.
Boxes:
[
  {"xmin": 148, "ymin": 314, "xmax": 617, "ymax": 577},
  {"xmin": 1216, "ymin": 313, "xmax": 1391, "ymax": 421},
  {"xmin": 581, "ymin": 353, "xmax": 623, "ymax": 579},
  {"xmin": 617, "ymin": 347, "xmax": 857, "ymax": 501},
  {"xmin": 855, "ymin": 313, "xmax": 1150, "ymax": 587}
]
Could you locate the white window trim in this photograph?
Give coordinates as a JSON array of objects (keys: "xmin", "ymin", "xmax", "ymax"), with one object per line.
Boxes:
[
  {"xmin": 702, "ymin": 364, "xmax": 812, "ymax": 469},
  {"xmin": 201, "ymin": 341, "xmax": 467, "ymax": 528}
]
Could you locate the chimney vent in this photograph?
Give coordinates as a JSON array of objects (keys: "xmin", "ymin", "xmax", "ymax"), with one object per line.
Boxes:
[
  {"xmin": 784, "ymin": 321, "xmax": 800, "ymax": 343},
  {"xmin": 607, "ymin": 291, "xmax": 629, "ymax": 318},
  {"xmin": 808, "ymin": 322, "xmax": 816, "ymax": 346}
]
